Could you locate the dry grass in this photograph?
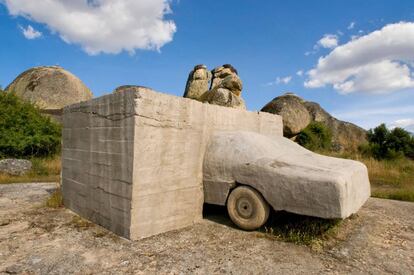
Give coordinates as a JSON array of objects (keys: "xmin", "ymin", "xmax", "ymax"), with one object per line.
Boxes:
[
  {"xmin": 69, "ymin": 216, "xmax": 94, "ymax": 230},
  {"xmin": 322, "ymin": 151, "xmax": 414, "ymax": 202},
  {"xmin": 0, "ymin": 155, "xmax": 61, "ymax": 184},
  {"xmin": 45, "ymin": 186, "xmax": 64, "ymax": 208},
  {"xmin": 363, "ymin": 158, "xmax": 414, "ymax": 202}
]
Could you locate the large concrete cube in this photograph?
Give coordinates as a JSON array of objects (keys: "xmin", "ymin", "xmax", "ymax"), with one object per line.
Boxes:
[{"xmin": 62, "ymin": 87, "xmax": 282, "ymax": 240}]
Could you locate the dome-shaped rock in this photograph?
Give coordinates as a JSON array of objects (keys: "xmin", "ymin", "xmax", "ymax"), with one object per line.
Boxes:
[
  {"xmin": 261, "ymin": 93, "xmax": 311, "ymax": 137},
  {"xmin": 5, "ymin": 66, "xmax": 93, "ymax": 110},
  {"xmin": 261, "ymin": 92, "xmax": 367, "ymax": 151}
]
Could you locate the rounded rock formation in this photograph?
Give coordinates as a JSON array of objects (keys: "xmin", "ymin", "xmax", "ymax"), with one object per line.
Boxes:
[
  {"xmin": 5, "ymin": 66, "xmax": 93, "ymax": 111},
  {"xmin": 303, "ymin": 101, "xmax": 367, "ymax": 151},
  {"xmin": 261, "ymin": 93, "xmax": 311, "ymax": 137},
  {"xmin": 261, "ymin": 92, "xmax": 367, "ymax": 151}
]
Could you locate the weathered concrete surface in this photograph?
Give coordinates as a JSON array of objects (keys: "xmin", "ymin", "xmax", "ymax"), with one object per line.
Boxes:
[
  {"xmin": 203, "ymin": 131, "xmax": 371, "ymax": 219},
  {"xmin": 62, "ymin": 86, "xmax": 282, "ymax": 239},
  {"xmin": 1, "ymin": 183, "xmax": 413, "ymax": 274},
  {"xmin": 62, "ymin": 90, "xmax": 135, "ymax": 238}
]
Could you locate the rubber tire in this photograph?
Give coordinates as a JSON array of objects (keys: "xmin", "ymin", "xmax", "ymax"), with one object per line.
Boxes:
[{"xmin": 227, "ymin": 186, "xmax": 270, "ymax": 230}]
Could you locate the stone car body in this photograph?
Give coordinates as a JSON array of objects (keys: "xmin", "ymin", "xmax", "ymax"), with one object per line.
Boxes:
[{"xmin": 203, "ymin": 131, "xmax": 371, "ymax": 230}]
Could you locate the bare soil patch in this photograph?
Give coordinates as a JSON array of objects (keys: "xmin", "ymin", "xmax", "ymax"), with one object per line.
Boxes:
[{"xmin": 0, "ymin": 183, "xmax": 413, "ymax": 274}]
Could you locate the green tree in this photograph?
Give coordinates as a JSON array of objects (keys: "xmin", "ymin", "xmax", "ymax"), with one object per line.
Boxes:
[
  {"xmin": 363, "ymin": 123, "xmax": 414, "ymax": 160},
  {"xmin": 0, "ymin": 91, "xmax": 61, "ymax": 158},
  {"xmin": 297, "ymin": 122, "xmax": 332, "ymax": 151}
]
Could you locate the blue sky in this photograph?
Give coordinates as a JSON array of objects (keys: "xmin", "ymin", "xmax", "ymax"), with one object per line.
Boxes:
[{"xmin": 1, "ymin": 0, "xmax": 414, "ymax": 131}]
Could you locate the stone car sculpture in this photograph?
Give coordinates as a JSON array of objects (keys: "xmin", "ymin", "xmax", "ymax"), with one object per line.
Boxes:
[{"xmin": 203, "ymin": 131, "xmax": 371, "ymax": 230}]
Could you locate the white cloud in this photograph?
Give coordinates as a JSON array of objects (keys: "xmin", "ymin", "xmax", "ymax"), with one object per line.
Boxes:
[
  {"xmin": 348, "ymin": 22, "xmax": 356, "ymax": 30},
  {"xmin": 305, "ymin": 22, "xmax": 414, "ymax": 94},
  {"xmin": 296, "ymin": 70, "xmax": 304, "ymax": 77},
  {"xmin": 390, "ymin": 118, "xmax": 414, "ymax": 131},
  {"xmin": 3, "ymin": 0, "xmax": 176, "ymax": 55},
  {"xmin": 276, "ymin": 76, "xmax": 292, "ymax": 84},
  {"xmin": 20, "ymin": 24, "xmax": 42, "ymax": 39},
  {"xmin": 305, "ymin": 34, "xmax": 339, "ymax": 55},
  {"xmin": 265, "ymin": 76, "xmax": 292, "ymax": 86},
  {"xmin": 317, "ymin": 34, "xmax": 338, "ymax": 49}
]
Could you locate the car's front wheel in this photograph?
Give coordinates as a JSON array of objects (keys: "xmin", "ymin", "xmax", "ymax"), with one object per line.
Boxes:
[{"xmin": 227, "ymin": 186, "xmax": 270, "ymax": 230}]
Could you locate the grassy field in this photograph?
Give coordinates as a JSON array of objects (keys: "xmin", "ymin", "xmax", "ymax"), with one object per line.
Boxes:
[
  {"xmin": 324, "ymin": 152, "xmax": 414, "ymax": 202},
  {"xmin": 0, "ymin": 156, "xmax": 60, "ymax": 184},
  {"xmin": 363, "ymin": 157, "xmax": 414, "ymax": 202}
]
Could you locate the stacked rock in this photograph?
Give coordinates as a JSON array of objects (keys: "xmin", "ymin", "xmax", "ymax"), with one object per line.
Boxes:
[
  {"xmin": 183, "ymin": 64, "xmax": 246, "ymax": 109},
  {"xmin": 183, "ymin": 65, "xmax": 212, "ymax": 100}
]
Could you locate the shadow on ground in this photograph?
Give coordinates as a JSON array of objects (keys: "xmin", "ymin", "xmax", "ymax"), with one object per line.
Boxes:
[{"xmin": 203, "ymin": 203, "xmax": 343, "ymax": 245}]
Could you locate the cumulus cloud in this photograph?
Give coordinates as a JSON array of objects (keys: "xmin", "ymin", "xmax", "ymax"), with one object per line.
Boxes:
[
  {"xmin": 265, "ymin": 76, "xmax": 292, "ymax": 86},
  {"xmin": 296, "ymin": 70, "xmax": 304, "ymax": 77},
  {"xmin": 390, "ymin": 118, "xmax": 414, "ymax": 131},
  {"xmin": 305, "ymin": 22, "xmax": 414, "ymax": 94},
  {"xmin": 3, "ymin": 0, "xmax": 176, "ymax": 55},
  {"xmin": 317, "ymin": 34, "xmax": 338, "ymax": 49},
  {"xmin": 20, "ymin": 25, "xmax": 42, "ymax": 39}
]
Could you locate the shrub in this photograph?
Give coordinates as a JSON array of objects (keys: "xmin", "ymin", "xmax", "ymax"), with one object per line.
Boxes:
[
  {"xmin": 362, "ymin": 123, "xmax": 414, "ymax": 160},
  {"xmin": 0, "ymin": 91, "xmax": 61, "ymax": 158},
  {"xmin": 297, "ymin": 122, "xmax": 332, "ymax": 151}
]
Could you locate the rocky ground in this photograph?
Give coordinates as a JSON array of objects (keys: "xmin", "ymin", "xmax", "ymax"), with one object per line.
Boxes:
[{"xmin": 0, "ymin": 183, "xmax": 413, "ymax": 274}]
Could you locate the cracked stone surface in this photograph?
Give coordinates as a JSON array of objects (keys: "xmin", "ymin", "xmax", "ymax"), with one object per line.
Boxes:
[{"xmin": 0, "ymin": 182, "xmax": 413, "ymax": 274}]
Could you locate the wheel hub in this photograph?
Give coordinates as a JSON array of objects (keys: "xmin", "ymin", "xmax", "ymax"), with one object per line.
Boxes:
[{"xmin": 236, "ymin": 197, "xmax": 253, "ymax": 218}]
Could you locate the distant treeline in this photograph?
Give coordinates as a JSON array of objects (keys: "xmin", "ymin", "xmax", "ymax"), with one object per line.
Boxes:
[{"xmin": 298, "ymin": 121, "xmax": 414, "ymax": 160}]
